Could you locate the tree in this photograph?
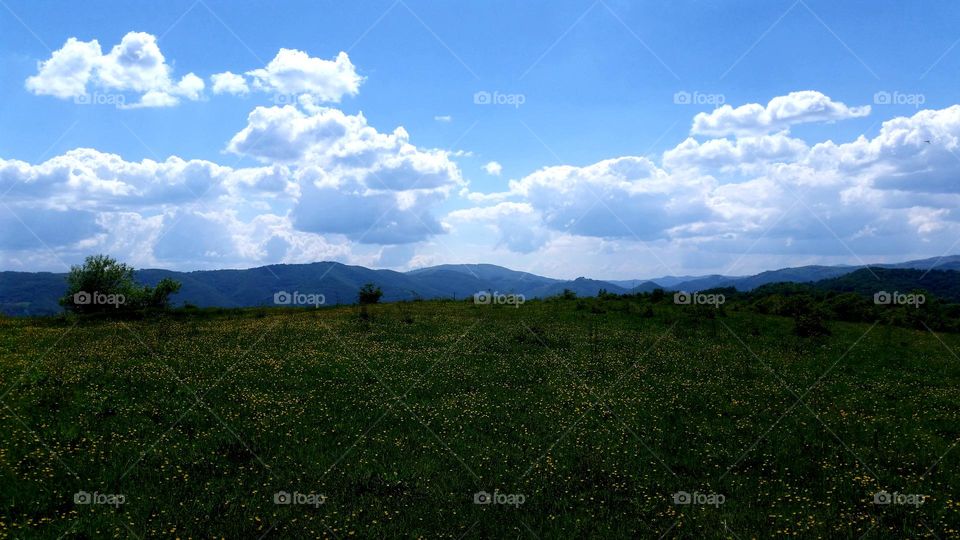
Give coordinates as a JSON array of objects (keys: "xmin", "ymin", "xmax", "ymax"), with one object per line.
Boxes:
[
  {"xmin": 61, "ymin": 255, "xmax": 137, "ymax": 313},
  {"xmin": 144, "ymin": 278, "xmax": 183, "ymax": 309},
  {"xmin": 60, "ymin": 255, "xmax": 181, "ymax": 314},
  {"xmin": 358, "ymin": 283, "xmax": 383, "ymax": 305}
]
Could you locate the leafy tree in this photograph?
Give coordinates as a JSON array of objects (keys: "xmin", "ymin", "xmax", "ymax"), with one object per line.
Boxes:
[
  {"xmin": 60, "ymin": 255, "xmax": 181, "ymax": 314},
  {"xmin": 61, "ymin": 255, "xmax": 137, "ymax": 313},
  {"xmin": 144, "ymin": 278, "xmax": 183, "ymax": 309},
  {"xmin": 358, "ymin": 283, "xmax": 383, "ymax": 305}
]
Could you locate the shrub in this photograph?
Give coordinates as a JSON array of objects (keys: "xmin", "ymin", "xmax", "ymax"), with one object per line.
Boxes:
[
  {"xmin": 788, "ymin": 296, "xmax": 831, "ymax": 338},
  {"xmin": 60, "ymin": 255, "xmax": 181, "ymax": 314}
]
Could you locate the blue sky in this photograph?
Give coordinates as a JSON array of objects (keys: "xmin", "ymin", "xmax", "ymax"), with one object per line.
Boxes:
[{"xmin": 2, "ymin": 0, "xmax": 960, "ymax": 279}]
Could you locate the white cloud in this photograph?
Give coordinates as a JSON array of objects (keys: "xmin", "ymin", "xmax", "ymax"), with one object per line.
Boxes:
[
  {"xmin": 174, "ymin": 73, "xmax": 205, "ymax": 101},
  {"xmin": 434, "ymin": 115, "xmax": 452, "ymax": 122},
  {"xmin": 225, "ymin": 102, "xmax": 462, "ymax": 243},
  {"xmin": 227, "ymin": 104, "xmax": 463, "ymax": 193},
  {"xmin": 26, "ymin": 33, "xmax": 362, "ymax": 110},
  {"xmin": 25, "ymin": 37, "xmax": 102, "ymax": 99},
  {"xmin": 211, "ymin": 71, "xmax": 249, "ymax": 95},
  {"xmin": 483, "ymin": 161, "xmax": 503, "ymax": 176},
  {"xmin": 25, "ymin": 31, "xmax": 205, "ymax": 107},
  {"xmin": 95, "ymin": 32, "xmax": 172, "ymax": 93},
  {"xmin": 5, "ymin": 90, "xmax": 960, "ymax": 276},
  {"xmin": 691, "ymin": 91, "xmax": 870, "ymax": 137},
  {"xmin": 454, "ymin": 96, "xmax": 960, "ymax": 274},
  {"xmin": 446, "ymin": 202, "xmax": 548, "ymax": 253},
  {"xmin": 246, "ymin": 49, "xmax": 362, "ymax": 102}
]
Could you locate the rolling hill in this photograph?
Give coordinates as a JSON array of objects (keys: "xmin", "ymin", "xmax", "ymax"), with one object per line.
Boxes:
[{"xmin": 3, "ymin": 255, "xmax": 960, "ymax": 316}]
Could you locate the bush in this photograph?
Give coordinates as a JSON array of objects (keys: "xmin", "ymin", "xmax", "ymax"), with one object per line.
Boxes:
[
  {"xmin": 788, "ymin": 296, "xmax": 831, "ymax": 338},
  {"xmin": 60, "ymin": 254, "xmax": 181, "ymax": 314}
]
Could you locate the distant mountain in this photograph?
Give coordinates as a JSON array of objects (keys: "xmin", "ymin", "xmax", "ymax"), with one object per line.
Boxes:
[
  {"xmin": 527, "ymin": 277, "xmax": 628, "ymax": 298},
  {"xmin": 708, "ymin": 265, "xmax": 854, "ymax": 292},
  {"xmin": 406, "ymin": 263, "xmax": 560, "ymax": 298},
  {"xmin": 881, "ymin": 255, "xmax": 960, "ymax": 272},
  {"xmin": 3, "ymin": 255, "xmax": 960, "ymax": 316},
  {"xmin": 667, "ymin": 256, "xmax": 960, "ymax": 292},
  {"xmin": 667, "ymin": 274, "xmax": 736, "ymax": 292},
  {"xmin": 0, "ymin": 271, "xmax": 66, "ymax": 316},
  {"xmin": 645, "ymin": 275, "xmax": 714, "ymax": 288},
  {"xmin": 0, "ymin": 262, "xmax": 614, "ymax": 316},
  {"xmin": 628, "ymin": 281, "xmax": 664, "ymax": 294},
  {"xmin": 808, "ymin": 267, "xmax": 960, "ymax": 303}
]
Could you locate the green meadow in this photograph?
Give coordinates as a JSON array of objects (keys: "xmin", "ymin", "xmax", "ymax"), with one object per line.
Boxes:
[{"xmin": 1, "ymin": 297, "xmax": 958, "ymax": 538}]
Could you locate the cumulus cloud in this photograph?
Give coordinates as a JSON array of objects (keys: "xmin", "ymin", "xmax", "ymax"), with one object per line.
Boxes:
[
  {"xmin": 227, "ymin": 105, "xmax": 462, "ymax": 192},
  {"xmin": 25, "ymin": 37, "xmax": 102, "ymax": 99},
  {"xmin": 5, "ymin": 88, "xmax": 960, "ymax": 275},
  {"xmin": 225, "ymin": 102, "xmax": 462, "ymax": 243},
  {"xmin": 504, "ymin": 156, "xmax": 715, "ymax": 240},
  {"xmin": 483, "ymin": 161, "xmax": 503, "ymax": 176},
  {"xmin": 25, "ymin": 31, "xmax": 205, "ymax": 107},
  {"xmin": 211, "ymin": 71, "xmax": 249, "ymax": 95},
  {"xmin": 246, "ymin": 49, "xmax": 362, "ymax": 102},
  {"xmin": 446, "ymin": 202, "xmax": 548, "ymax": 253},
  {"xmin": 454, "ymin": 96, "xmax": 960, "ymax": 274},
  {"xmin": 691, "ymin": 91, "xmax": 871, "ymax": 137},
  {"xmin": 663, "ymin": 133, "xmax": 809, "ymax": 173},
  {"xmin": 26, "ymin": 32, "xmax": 361, "ymax": 109},
  {"xmin": 0, "ymin": 85, "xmax": 467, "ymax": 268}
]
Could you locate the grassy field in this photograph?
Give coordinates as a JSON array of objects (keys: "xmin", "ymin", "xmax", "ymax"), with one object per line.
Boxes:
[{"xmin": 1, "ymin": 298, "xmax": 959, "ymax": 538}]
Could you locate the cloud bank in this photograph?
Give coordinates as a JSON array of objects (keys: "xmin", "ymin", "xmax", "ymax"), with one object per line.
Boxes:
[{"xmin": 10, "ymin": 38, "xmax": 960, "ymax": 276}]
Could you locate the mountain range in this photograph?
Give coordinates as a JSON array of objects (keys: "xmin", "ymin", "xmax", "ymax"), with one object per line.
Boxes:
[{"xmin": 2, "ymin": 255, "xmax": 959, "ymax": 316}]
